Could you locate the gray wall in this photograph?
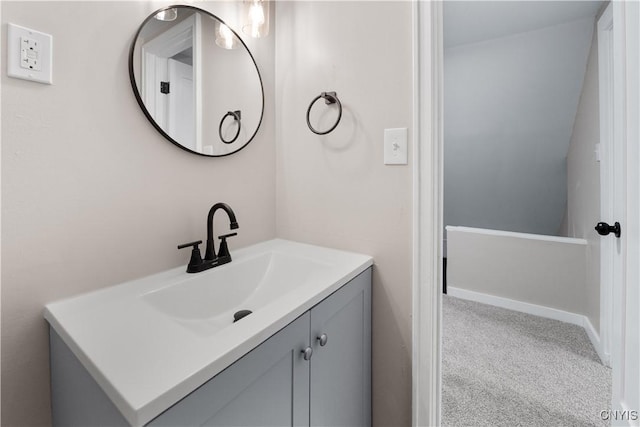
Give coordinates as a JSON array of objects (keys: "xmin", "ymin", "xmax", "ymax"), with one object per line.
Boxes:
[
  {"xmin": 444, "ymin": 16, "xmax": 594, "ymax": 236},
  {"xmin": 1, "ymin": 2, "xmax": 276, "ymax": 425}
]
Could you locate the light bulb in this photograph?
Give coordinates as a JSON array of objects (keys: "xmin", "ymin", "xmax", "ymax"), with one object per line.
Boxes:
[
  {"xmin": 243, "ymin": 0, "xmax": 269, "ymax": 38},
  {"xmin": 154, "ymin": 8, "xmax": 178, "ymax": 22},
  {"xmin": 249, "ymin": 2, "xmax": 265, "ymax": 36},
  {"xmin": 215, "ymin": 22, "xmax": 239, "ymax": 50}
]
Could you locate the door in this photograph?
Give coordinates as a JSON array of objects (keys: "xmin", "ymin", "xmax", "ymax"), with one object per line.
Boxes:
[
  {"xmin": 309, "ymin": 269, "xmax": 371, "ymax": 427},
  {"xmin": 598, "ymin": 3, "xmax": 640, "ymax": 424},
  {"xmin": 168, "ymin": 58, "xmax": 196, "ymax": 149},
  {"xmin": 598, "ymin": 1, "xmax": 620, "ymax": 369}
]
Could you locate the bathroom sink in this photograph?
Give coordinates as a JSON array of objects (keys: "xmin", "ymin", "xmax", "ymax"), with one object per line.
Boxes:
[
  {"xmin": 44, "ymin": 239, "xmax": 372, "ymax": 426},
  {"xmin": 141, "ymin": 251, "xmax": 331, "ymax": 335}
]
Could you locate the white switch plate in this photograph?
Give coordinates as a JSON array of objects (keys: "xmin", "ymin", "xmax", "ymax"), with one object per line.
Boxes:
[
  {"xmin": 7, "ymin": 23, "xmax": 53, "ymax": 85},
  {"xmin": 384, "ymin": 128, "xmax": 408, "ymax": 165}
]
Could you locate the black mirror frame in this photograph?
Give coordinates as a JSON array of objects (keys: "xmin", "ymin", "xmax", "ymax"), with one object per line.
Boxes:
[{"xmin": 128, "ymin": 5, "xmax": 265, "ymax": 157}]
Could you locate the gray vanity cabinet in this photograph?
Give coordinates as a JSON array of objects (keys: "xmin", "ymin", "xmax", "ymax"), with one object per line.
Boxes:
[
  {"xmin": 149, "ymin": 312, "xmax": 311, "ymax": 427},
  {"xmin": 49, "ymin": 268, "xmax": 371, "ymax": 427},
  {"xmin": 310, "ymin": 269, "xmax": 372, "ymax": 426},
  {"xmin": 151, "ymin": 268, "xmax": 372, "ymax": 427}
]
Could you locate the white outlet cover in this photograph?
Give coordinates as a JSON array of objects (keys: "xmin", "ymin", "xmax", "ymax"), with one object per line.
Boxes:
[
  {"xmin": 384, "ymin": 127, "xmax": 408, "ymax": 165},
  {"xmin": 7, "ymin": 23, "xmax": 53, "ymax": 84}
]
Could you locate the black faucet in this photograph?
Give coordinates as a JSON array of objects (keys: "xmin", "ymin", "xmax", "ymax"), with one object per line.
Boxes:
[
  {"xmin": 205, "ymin": 203, "xmax": 239, "ymax": 261},
  {"xmin": 177, "ymin": 203, "xmax": 239, "ymax": 273}
]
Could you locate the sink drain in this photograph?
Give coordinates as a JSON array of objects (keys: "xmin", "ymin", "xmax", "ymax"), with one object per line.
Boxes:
[{"xmin": 233, "ymin": 309, "xmax": 252, "ymax": 323}]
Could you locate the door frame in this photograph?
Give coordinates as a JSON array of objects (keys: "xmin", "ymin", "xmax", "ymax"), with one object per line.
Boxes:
[
  {"xmin": 412, "ymin": 2, "xmax": 443, "ymax": 426},
  {"xmin": 413, "ymin": 2, "xmax": 640, "ymax": 426},
  {"xmin": 608, "ymin": 1, "xmax": 640, "ymax": 422}
]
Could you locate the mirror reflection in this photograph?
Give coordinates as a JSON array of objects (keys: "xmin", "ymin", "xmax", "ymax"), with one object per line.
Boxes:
[{"xmin": 129, "ymin": 6, "xmax": 264, "ymax": 156}]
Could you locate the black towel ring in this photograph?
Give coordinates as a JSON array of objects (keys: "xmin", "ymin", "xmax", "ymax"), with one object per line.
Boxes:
[
  {"xmin": 306, "ymin": 92, "xmax": 342, "ymax": 135},
  {"xmin": 219, "ymin": 110, "xmax": 242, "ymax": 144}
]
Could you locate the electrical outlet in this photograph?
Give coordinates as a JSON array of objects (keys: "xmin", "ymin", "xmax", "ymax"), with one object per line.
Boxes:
[
  {"xmin": 20, "ymin": 36, "xmax": 42, "ymax": 71},
  {"xmin": 7, "ymin": 23, "xmax": 52, "ymax": 84}
]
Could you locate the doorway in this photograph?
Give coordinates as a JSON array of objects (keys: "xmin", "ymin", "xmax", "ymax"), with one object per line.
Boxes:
[
  {"xmin": 442, "ymin": 2, "xmax": 609, "ymax": 424},
  {"xmin": 412, "ymin": 1, "xmax": 640, "ymax": 425}
]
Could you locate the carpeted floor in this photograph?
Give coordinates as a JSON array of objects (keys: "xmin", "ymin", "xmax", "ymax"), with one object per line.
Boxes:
[{"xmin": 442, "ymin": 295, "xmax": 611, "ymax": 427}]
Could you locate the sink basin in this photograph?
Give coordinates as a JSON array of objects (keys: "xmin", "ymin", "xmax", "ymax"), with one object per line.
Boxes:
[
  {"xmin": 44, "ymin": 239, "xmax": 372, "ymax": 427},
  {"xmin": 142, "ymin": 251, "xmax": 331, "ymax": 335}
]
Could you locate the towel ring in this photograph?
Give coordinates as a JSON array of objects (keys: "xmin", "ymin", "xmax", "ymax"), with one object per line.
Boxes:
[
  {"xmin": 306, "ymin": 92, "xmax": 342, "ymax": 135},
  {"xmin": 219, "ymin": 110, "xmax": 242, "ymax": 144}
]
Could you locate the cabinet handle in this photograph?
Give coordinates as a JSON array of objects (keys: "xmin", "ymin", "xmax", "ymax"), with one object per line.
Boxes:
[
  {"xmin": 302, "ymin": 347, "xmax": 313, "ymax": 361},
  {"xmin": 317, "ymin": 333, "xmax": 328, "ymax": 347}
]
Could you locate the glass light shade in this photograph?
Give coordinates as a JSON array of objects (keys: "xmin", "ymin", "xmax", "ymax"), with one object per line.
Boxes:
[
  {"xmin": 154, "ymin": 8, "xmax": 178, "ymax": 22},
  {"xmin": 242, "ymin": 0, "xmax": 270, "ymax": 38},
  {"xmin": 215, "ymin": 22, "xmax": 239, "ymax": 50}
]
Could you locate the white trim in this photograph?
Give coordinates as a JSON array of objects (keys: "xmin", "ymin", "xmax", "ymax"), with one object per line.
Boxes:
[
  {"xmin": 583, "ymin": 316, "xmax": 609, "ymax": 367},
  {"xmin": 446, "ymin": 226, "xmax": 588, "ymax": 246},
  {"xmin": 448, "ymin": 287, "xmax": 586, "ymax": 326},
  {"xmin": 623, "ymin": 0, "xmax": 640, "ymax": 420},
  {"xmin": 410, "ymin": 0, "xmax": 421, "ymax": 423},
  {"xmin": 447, "ymin": 287, "xmax": 608, "ymax": 365},
  {"xmin": 615, "ymin": 0, "xmax": 640, "ymax": 420},
  {"xmin": 413, "ymin": 2, "xmax": 443, "ymax": 426}
]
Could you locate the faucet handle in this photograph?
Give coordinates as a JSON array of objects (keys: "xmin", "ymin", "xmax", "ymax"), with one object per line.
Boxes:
[
  {"xmin": 218, "ymin": 232, "xmax": 238, "ymax": 240},
  {"xmin": 177, "ymin": 240, "xmax": 204, "ymax": 273},
  {"xmin": 217, "ymin": 233, "xmax": 237, "ymax": 259},
  {"xmin": 177, "ymin": 240, "xmax": 203, "ymax": 250}
]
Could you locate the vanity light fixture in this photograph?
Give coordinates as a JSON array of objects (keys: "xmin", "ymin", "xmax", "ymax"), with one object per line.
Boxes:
[
  {"xmin": 154, "ymin": 8, "xmax": 178, "ymax": 22},
  {"xmin": 215, "ymin": 22, "xmax": 239, "ymax": 50},
  {"xmin": 242, "ymin": 0, "xmax": 269, "ymax": 38}
]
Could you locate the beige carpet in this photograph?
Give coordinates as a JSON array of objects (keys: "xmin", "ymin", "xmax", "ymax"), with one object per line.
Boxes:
[{"xmin": 442, "ymin": 295, "xmax": 611, "ymax": 427}]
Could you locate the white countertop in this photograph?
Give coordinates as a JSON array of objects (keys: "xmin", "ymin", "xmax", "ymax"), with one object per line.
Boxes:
[{"xmin": 44, "ymin": 239, "xmax": 373, "ymax": 426}]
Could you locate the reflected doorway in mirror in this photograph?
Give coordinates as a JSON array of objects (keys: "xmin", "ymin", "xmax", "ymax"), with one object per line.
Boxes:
[{"xmin": 140, "ymin": 12, "xmax": 202, "ymax": 152}]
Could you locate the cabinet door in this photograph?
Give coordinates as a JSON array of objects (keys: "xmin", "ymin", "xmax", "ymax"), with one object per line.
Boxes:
[
  {"xmin": 149, "ymin": 312, "xmax": 311, "ymax": 427},
  {"xmin": 310, "ymin": 268, "xmax": 372, "ymax": 426}
]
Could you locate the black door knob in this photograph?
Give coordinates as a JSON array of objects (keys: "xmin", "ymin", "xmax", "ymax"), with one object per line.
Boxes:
[{"xmin": 595, "ymin": 221, "xmax": 621, "ymax": 238}]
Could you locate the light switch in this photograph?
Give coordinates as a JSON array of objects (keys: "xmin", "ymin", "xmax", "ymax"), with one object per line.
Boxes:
[
  {"xmin": 7, "ymin": 23, "xmax": 52, "ymax": 84},
  {"xmin": 384, "ymin": 128, "xmax": 408, "ymax": 165}
]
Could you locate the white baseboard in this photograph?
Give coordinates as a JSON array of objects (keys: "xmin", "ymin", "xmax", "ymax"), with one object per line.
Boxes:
[
  {"xmin": 447, "ymin": 287, "xmax": 607, "ymax": 364},
  {"xmin": 447, "ymin": 287, "xmax": 584, "ymax": 325},
  {"xmin": 583, "ymin": 316, "xmax": 610, "ymax": 366}
]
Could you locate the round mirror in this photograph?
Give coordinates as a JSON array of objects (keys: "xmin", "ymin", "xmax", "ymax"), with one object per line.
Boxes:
[{"xmin": 129, "ymin": 6, "xmax": 264, "ymax": 157}]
